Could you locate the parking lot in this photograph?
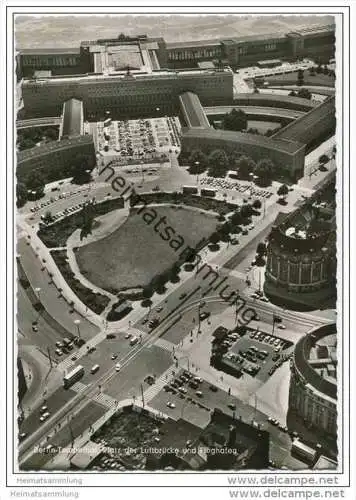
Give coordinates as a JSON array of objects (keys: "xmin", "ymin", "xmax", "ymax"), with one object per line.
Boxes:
[
  {"xmin": 226, "ymin": 329, "xmax": 293, "ymax": 382},
  {"xmin": 95, "ymin": 116, "xmax": 181, "ymax": 160},
  {"xmin": 213, "ymin": 325, "xmax": 293, "ymax": 383},
  {"xmin": 200, "ymin": 176, "xmax": 273, "ymax": 200},
  {"xmin": 150, "ymin": 368, "xmax": 256, "ymax": 428}
]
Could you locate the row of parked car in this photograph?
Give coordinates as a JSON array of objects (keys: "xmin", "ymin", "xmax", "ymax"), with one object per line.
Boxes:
[
  {"xmin": 249, "ymin": 330, "xmax": 286, "ymax": 351},
  {"xmin": 30, "ymin": 188, "xmax": 87, "ymax": 213},
  {"xmin": 54, "ymin": 335, "xmax": 84, "ymax": 357}
]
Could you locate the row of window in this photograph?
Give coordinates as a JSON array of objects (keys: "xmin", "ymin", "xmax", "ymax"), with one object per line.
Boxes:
[{"xmin": 168, "ymin": 48, "xmax": 221, "ymax": 61}]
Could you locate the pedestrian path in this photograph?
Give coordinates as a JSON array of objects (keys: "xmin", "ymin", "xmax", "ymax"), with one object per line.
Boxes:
[
  {"xmin": 154, "ymin": 337, "xmax": 175, "ymax": 352},
  {"xmin": 143, "ymin": 367, "xmax": 175, "ymax": 402},
  {"xmin": 91, "ymin": 390, "xmax": 117, "ymax": 409},
  {"xmin": 71, "ymin": 381, "xmax": 88, "ymax": 392}
]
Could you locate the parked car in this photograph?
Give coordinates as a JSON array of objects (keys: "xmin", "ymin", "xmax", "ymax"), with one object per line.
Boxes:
[{"xmin": 166, "ymin": 402, "xmax": 176, "ymax": 409}]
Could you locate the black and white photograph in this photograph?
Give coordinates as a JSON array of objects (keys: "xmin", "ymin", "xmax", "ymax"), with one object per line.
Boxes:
[{"xmin": 1, "ymin": 2, "xmax": 354, "ymax": 499}]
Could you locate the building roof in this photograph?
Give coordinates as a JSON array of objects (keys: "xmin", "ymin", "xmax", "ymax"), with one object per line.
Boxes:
[
  {"xmin": 18, "ymin": 47, "xmax": 80, "ymax": 55},
  {"xmin": 179, "ymin": 92, "xmax": 210, "ymax": 129},
  {"xmin": 181, "ymin": 127, "xmax": 304, "ymax": 154},
  {"xmin": 166, "ymin": 39, "xmax": 221, "ymax": 49},
  {"xmin": 293, "ymin": 323, "xmax": 337, "ymax": 401},
  {"xmin": 61, "ymin": 98, "xmax": 83, "ymax": 138},
  {"xmin": 17, "ymin": 134, "xmax": 93, "ymax": 162},
  {"xmin": 272, "ymin": 96, "xmax": 335, "ymax": 143}
]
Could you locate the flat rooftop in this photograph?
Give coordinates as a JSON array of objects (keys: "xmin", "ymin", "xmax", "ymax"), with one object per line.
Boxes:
[
  {"xmin": 18, "ymin": 47, "xmax": 80, "ymax": 55},
  {"xmin": 179, "ymin": 92, "xmax": 210, "ymax": 129},
  {"xmin": 61, "ymin": 98, "xmax": 83, "ymax": 138},
  {"xmin": 182, "ymin": 127, "xmax": 304, "ymax": 154}
]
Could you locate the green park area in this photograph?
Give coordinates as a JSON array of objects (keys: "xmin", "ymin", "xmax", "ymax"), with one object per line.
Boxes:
[{"xmin": 76, "ymin": 205, "xmax": 218, "ymax": 293}]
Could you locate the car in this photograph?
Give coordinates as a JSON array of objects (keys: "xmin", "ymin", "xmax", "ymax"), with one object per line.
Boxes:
[
  {"xmin": 163, "ymin": 385, "xmax": 171, "ymax": 392},
  {"xmin": 19, "ymin": 432, "xmax": 28, "ymax": 441},
  {"xmin": 141, "ymin": 318, "xmax": 148, "ymax": 325},
  {"xmin": 115, "ymin": 363, "xmax": 121, "ymax": 372},
  {"xmin": 106, "ymin": 333, "xmax": 116, "ymax": 339},
  {"xmin": 260, "ymin": 297, "xmax": 269, "ymax": 302},
  {"xmin": 209, "ymin": 385, "xmax": 218, "ymax": 392},
  {"xmin": 230, "ymin": 238, "xmax": 239, "ymax": 245},
  {"xmin": 40, "ymin": 405, "xmax": 48, "ymax": 414},
  {"xmin": 111, "ymin": 354, "xmax": 118, "ymax": 360},
  {"xmin": 183, "ymin": 371, "xmax": 193, "ymax": 379},
  {"xmin": 242, "ymin": 229, "xmax": 248, "ymax": 235},
  {"xmin": 39, "ymin": 411, "xmax": 50, "ymax": 422},
  {"xmin": 273, "ymin": 339, "xmax": 280, "ymax": 346},
  {"xmin": 166, "ymin": 402, "xmax": 176, "ymax": 409},
  {"xmin": 32, "ymin": 326, "xmax": 38, "ymax": 332},
  {"xmin": 195, "ymin": 391, "xmax": 203, "ymax": 398},
  {"xmin": 228, "ymin": 403, "xmax": 236, "ymax": 411},
  {"xmin": 88, "ymin": 346, "xmax": 96, "ymax": 354},
  {"xmin": 125, "ymin": 333, "xmax": 132, "ymax": 339},
  {"xmin": 179, "ymin": 293, "xmax": 187, "ymax": 300},
  {"xmin": 55, "ymin": 341, "xmax": 64, "ymax": 348},
  {"xmin": 179, "ymin": 387, "xmax": 187, "ymax": 394},
  {"xmin": 199, "ymin": 311, "xmax": 211, "ymax": 321},
  {"xmin": 277, "ymin": 324, "xmax": 286, "ymax": 330},
  {"xmin": 156, "ymin": 306, "xmax": 163, "ymax": 313},
  {"xmin": 189, "ymin": 381, "xmax": 198, "ymax": 389},
  {"xmin": 55, "ymin": 349, "xmax": 63, "ymax": 356}
]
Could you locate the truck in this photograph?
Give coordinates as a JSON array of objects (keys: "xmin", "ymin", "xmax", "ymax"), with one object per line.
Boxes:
[
  {"xmin": 63, "ymin": 365, "xmax": 84, "ymax": 389},
  {"xmin": 200, "ymin": 188, "xmax": 216, "ymax": 197},
  {"xmin": 182, "ymin": 186, "xmax": 198, "ymax": 195}
]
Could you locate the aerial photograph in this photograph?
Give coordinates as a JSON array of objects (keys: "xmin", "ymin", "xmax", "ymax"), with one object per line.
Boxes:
[{"xmin": 15, "ymin": 14, "xmax": 337, "ymax": 472}]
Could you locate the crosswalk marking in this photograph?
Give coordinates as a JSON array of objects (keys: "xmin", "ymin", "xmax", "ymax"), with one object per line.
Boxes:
[
  {"xmin": 154, "ymin": 338, "xmax": 175, "ymax": 352},
  {"xmin": 143, "ymin": 367, "xmax": 175, "ymax": 402}
]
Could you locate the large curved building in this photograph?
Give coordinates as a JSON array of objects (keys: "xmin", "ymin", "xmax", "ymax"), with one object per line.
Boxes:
[
  {"xmin": 264, "ymin": 176, "xmax": 336, "ymax": 308},
  {"xmin": 289, "ymin": 323, "xmax": 337, "ymax": 437}
]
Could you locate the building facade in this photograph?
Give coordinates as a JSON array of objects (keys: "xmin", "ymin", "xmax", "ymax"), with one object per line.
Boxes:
[
  {"xmin": 21, "ymin": 69, "xmax": 233, "ymax": 119},
  {"xmin": 17, "ymin": 134, "xmax": 95, "ymax": 184},
  {"xmin": 264, "ymin": 183, "xmax": 336, "ymax": 307},
  {"xmin": 289, "ymin": 323, "xmax": 337, "ymax": 436},
  {"xmin": 180, "ymin": 127, "xmax": 306, "ymax": 182}
]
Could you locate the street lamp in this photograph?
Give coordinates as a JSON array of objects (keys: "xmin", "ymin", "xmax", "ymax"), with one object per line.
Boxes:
[
  {"xmin": 74, "ymin": 319, "xmax": 81, "ymax": 338},
  {"xmin": 195, "ymin": 161, "xmax": 200, "ymax": 185}
]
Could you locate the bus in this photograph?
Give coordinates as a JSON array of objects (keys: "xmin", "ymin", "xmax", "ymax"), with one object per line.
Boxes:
[
  {"xmin": 182, "ymin": 186, "xmax": 198, "ymax": 195},
  {"xmin": 63, "ymin": 365, "xmax": 84, "ymax": 389},
  {"xmin": 200, "ymin": 188, "xmax": 216, "ymax": 197},
  {"xmin": 291, "ymin": 439, "xmax": 317, "ymax": 465}
]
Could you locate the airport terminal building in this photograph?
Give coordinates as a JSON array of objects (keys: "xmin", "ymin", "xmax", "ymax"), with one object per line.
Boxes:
[{"xmin": 289, "ymin": 324, "xmax": 337, "ymax": 437}]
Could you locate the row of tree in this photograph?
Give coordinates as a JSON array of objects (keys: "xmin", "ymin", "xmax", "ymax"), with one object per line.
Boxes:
[
  {"xmin": 17, "ymin": 153, "xmax": 95, "ymax": 208},
  {"xmin": 186, "ymin": 148, "xmax": 277, "ymax": 186}
]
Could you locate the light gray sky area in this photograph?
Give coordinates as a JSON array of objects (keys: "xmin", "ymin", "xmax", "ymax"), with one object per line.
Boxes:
[{"xmin": 15, "ymin": 14, "xmax": 334, "ymax": 48}]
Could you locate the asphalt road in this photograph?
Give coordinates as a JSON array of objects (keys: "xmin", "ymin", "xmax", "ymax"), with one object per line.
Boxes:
[{"xmin": 20, "ymin": 400, "xmax": 105, "ymax": 470}]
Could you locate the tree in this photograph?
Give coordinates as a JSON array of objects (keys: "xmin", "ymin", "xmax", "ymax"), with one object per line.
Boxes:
[
  {"xmin": 252, "ymin": 199, "xmax": 262, "ymax": 209},
  {"xmin": 254, "ymin": 159, "xmax": 275, "ymax": 187},
  {"xmin": 26, "ymin": 171, "xmax": 45, "ymax": 192},
  {"xmin": 207, "ymin": 149, "xmax": 230, "ymax": 178},
  {"xmin": 222, "ymin": 108, "xmax": 247, "ymax": 132},
  {"xmin": 16, "ymin": 182, "xmax": 28, "ymax": 208},
  {"xmin": 297, "ymin": 69, "xmax": 304, "ymax": 86},
  {"xmin": 297, "ymin": 88, "xmax": 312, "ymax": 100},
  {"xmin": 43, "ymin": 211, "xmax": 54, "ymax": 224},
  {"xmin": 188, "ymin": 149, "xmax": 207, "ymax": 174},
  {"xmin": 309, "ymin": 66, "xmax": 316, "ymax": 76},
  {"xmin": 236, "ymin": 155, "xmax": 255, "ymax": 181},
  {"xmin": 277, "ymin": 184, "xmax": 289, "ymax": 198},
  {"xmin": 256, "ymin": 242, "xmax": 267, "ymax": 255},
  {"xmin": 240, "ymin": 204, "xmax": 253, "ymax": 219},
  {"xmin": 209, "ymin": 232, "xmax": 221, "ymax": 244},
  {"xmin": 319, "ymin": 154, "xmax": 329, "ymax": 164}
]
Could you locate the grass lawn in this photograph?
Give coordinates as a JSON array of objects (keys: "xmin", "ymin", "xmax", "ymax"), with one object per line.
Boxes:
[
  {"xmin": 76, "ymin": 206, "xmax": 217, "ymax": 292},
  {"xmin": 265, "ymin": 71, "xmax": 335, "ymax": 88}
]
